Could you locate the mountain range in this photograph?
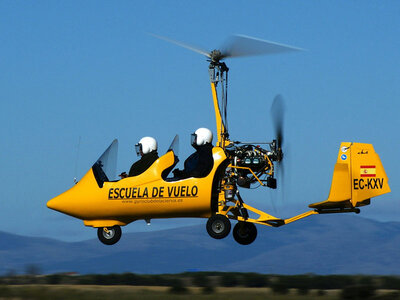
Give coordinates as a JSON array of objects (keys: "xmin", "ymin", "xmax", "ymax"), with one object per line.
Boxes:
[{"xmin": 1, "ymin": 214, "xmax": 399, "ymax": 275}]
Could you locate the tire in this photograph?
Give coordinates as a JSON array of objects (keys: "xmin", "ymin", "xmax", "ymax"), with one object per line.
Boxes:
[
  {"xmin": 206, "ymin": 214, "xmax": 231, "ymax": 239},
  {"xmin": 233, "ymin": 222, "xmax": 257, "ymax": 245},
  {"xmin": 97, "ymin": 225, "xmax": 122, "ymax": 245}
]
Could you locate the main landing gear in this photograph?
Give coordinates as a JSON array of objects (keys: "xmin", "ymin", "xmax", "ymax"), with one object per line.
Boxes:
[
  {"xmin": 206, "ymin": 215, "xmax": 258, "ymax": 245},
  {"xmin": 206, "ymin": 214, "xmax": 231, "ymax": 239},
  {"xmin": 232, "ymin": 221, "xmax": 257, "ymax": 245},
  {"xmin": 97, "ymin": 225, "xmax": 122, "ymax": 245}
]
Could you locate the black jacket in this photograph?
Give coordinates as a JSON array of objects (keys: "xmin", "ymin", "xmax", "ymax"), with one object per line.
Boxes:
[
  {"xmin": 179, "ymin": 143, "xmax": 214, "ymax": 179},
  {"xmin": 129, "ymin": 150, "xmax": 159, "ymax": 177}
]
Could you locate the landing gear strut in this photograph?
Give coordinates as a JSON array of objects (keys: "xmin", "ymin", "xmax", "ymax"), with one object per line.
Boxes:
[{"xmin": 97, "ymin": 225, "xmax": 122, "ymax": 245}]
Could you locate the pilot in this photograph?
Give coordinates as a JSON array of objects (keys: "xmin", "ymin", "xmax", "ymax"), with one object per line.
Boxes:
[
  {"xmin": 173, "ymin": 128, "xmax": 214, "ymax": 179},
  {"xmin": 120, "ymin": 137, "xmax": 159, "ymax": 178}
]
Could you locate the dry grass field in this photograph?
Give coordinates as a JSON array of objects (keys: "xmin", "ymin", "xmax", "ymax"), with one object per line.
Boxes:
[
  {"xmin": 1, "ymin": 273, "xmax": 400, "ymax": 300},
  {"xmin": 0, "ymin": 284, "xmax": 372, "ymax": 300}
]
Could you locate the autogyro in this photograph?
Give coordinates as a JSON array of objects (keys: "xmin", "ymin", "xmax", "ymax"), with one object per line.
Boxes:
[{"xmin": 47, "ymin": 34, "xmax": 390, "ymax": 245}]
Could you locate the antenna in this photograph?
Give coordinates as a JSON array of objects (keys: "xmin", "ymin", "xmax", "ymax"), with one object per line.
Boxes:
[{"xmin": 73, "ymin": 136, "xmax": 81, "ymax": 184}]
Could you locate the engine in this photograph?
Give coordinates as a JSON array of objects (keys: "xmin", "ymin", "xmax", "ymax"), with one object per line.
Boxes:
[{"xmin": 225, "ymin": 142, "xmax": 281, "ymax": 189}]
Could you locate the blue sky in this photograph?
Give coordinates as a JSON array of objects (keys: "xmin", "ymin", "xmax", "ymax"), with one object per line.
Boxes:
[{"xmin": 1, "ymin": 1, "xmax": 399, "ymax": 241}]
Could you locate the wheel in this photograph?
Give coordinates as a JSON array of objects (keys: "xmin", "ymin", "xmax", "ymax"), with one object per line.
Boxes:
[
  {"xmin": 233, "ymin": 222, "xmax": 257, "ymax": 245},
  {"xmin": 206, "ymin": 214, "xmax": 231, "ymax": 239},
  {"xmin": 97, "ymin": 225, "xmax": 122, "ymax": 245}
]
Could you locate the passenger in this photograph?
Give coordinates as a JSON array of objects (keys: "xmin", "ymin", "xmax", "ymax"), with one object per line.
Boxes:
[
  {"xmin": 119, "ymin": 137, "xmax": 159, "ymax": 178},
  {"xmin": 173, "ymin": 128, "xmax": 214, "ymax": 179}
]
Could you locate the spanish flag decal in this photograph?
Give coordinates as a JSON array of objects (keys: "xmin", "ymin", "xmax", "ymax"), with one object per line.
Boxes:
[{"xmin": 360, "ymin": 165, "xmax": 376, "ymax": 177}]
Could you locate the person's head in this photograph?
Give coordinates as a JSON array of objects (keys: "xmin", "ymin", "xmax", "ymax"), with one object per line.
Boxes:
[
  {"xmin": 191, "ymin": 128, "xmax": 213, "ymax": 148},
  {"xmin": 135, "ymin": 136, "xmax": 157, "ymax": 156}
]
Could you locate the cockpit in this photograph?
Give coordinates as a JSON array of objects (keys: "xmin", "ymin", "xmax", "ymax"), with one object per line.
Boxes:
[{"xmin": 92, "ymin": 136, "xmax": 180, "ymax": 188}]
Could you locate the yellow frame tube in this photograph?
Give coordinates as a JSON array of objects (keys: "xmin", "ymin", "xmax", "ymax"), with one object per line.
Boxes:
[
  {"xmin": 238, "ymin": 206, "xmax": 318, "ymax": 227},
  {"xmin": 217, "ymin": 196, "xmax": 320, "ymax": 227},
  {"xmin": 283, "ymin": 210, "xmax": 319, "ymax": 224},
  {"xmin": 228, "ymin": 165, "xmax": 266, "ymax": 186},
  {"xmin": 211, "ymin": 82, "xmax": 229, "ymax": 148}
]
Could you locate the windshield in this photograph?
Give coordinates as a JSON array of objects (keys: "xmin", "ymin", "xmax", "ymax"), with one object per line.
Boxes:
[
  {"xmin": 161, "ymin": 135, "xmax": 180, "ymax": 180},
  {"xmin": 92, "ymin": 139, "xmax": 118, "ymax": 187},
  {"xmin": 167, "ymin": 134, "xmax": 179, "ymax": 155}
]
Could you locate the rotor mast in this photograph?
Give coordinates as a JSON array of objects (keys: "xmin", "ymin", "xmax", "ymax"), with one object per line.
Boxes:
[{"xmin": 208, "ymin": 54, "xmax": 230, "ymax": 148}]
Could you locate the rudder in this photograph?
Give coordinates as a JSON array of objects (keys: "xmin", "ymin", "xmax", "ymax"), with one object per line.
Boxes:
[{"xmin": 350, "ymin": 143, "xmax": 390, "ymax": 207}]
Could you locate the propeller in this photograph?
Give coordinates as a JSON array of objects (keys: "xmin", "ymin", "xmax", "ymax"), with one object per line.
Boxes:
[
  {"xmin": 149, "ymin": 33, "xmax": 303, "ymax": 63},
  {"xmin": 271, "ymin": 94, "xmax": 286, "ymax": 187},
  {"xmin": 271, "ymin": 94, "xmax": 285, "ymax": 156},
  {"xmin": 270, "ymin": 94, "xmax": 286, "ymax": 208}
]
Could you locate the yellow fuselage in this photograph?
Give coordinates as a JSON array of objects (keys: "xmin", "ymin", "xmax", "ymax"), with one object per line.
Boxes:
[{"xmin": 47, "ymin": 148, "xmax": 227, "ymax": 228}]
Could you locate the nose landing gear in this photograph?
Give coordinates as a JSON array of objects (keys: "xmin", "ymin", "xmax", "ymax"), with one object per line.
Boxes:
[{"xmin": 97, "ymin": 225, "xmax": 122, "ymax": 245}]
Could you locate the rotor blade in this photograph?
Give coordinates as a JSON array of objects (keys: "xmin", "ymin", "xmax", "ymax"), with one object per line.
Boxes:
[
  {"xmin": 221, "ymin": 34, "xmax": 304, "ymax": 59},
  {"xmin": 271, "ymin": 94, "xmax": 285, "ymax": 149},
  {"xmin": 148, "ymin": 33, "xmax": 211, "ymax": 58}
]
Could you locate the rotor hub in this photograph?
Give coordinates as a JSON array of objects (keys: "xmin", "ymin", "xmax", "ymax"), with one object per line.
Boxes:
[{"xmin": 210, "ymin": 49, "xmax": 223, "ymax": 63}]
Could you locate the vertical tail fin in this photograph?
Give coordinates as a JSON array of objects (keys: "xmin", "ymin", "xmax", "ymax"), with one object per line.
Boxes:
[
  {"xmin": 309, "ymin": 142, "xmax": 390, "ymax": 210},
  {"xmin": 350, "ymin": 143, "xmax": 390, "ymax": 207}
]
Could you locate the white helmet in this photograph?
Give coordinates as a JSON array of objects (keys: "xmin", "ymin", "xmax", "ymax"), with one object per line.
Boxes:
[
  {"xmin": 191, "ymin": 128, "xmax": 213, "ymax": 147},
  {"xmin": 135, "ymin": 136, "xmax": 157, "ymax": 156}
]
